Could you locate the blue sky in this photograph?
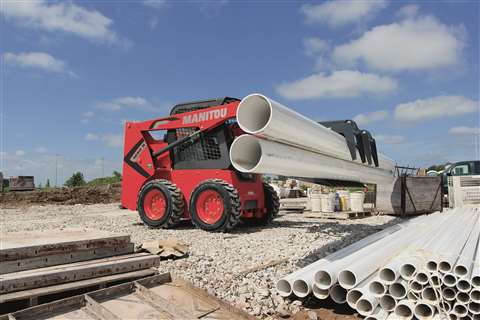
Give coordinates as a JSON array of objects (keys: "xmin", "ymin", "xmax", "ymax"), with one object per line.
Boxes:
[{"xmin": 1, "ymin": 0, "xmax": 479, "ymax": 185}]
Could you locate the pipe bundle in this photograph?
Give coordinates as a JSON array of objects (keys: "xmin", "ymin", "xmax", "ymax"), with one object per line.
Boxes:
[
  {"xmin": 230, "ymin": 94, "xmax": 396, "ymax": 185},
  {"xmin": 276, "ymin": 207, "xmax": 480, "ymax": 319}
]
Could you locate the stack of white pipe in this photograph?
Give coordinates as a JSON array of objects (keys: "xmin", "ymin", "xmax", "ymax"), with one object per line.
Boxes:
[
  {"xmin": 276, "ymin": 207, "xmax": 480, "ymax": 319},
  {"xmin": 230, "ymin": 94, "xmax": 396, "ymax": 185}
]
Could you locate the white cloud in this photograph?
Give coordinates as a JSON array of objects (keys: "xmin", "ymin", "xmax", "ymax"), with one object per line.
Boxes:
[
  {"xmin": 395, "ymin": 96, "xmax": 478, "ymax": 122},
  {"xmin": 34, "ymin": 146, "xmax": 48, "ymax": 154},
  {"xmin": 83, "ymin": 111, "xmax": 95, "ymax": 118},
  {"xmin": 3, "ymin": 52, "xmax": 70, "ymax": 74},
  {"xmin": 353, "ymin": 110, "xmax": 389, "ymax": 126},
  {"xmin": 375, "ymin": 134, "xmax": 405, "ymax": 144},
  {"xmin": 85, "ymin": 133, "xmax": 122, "ymax": 148},
  {"xmin": 95, "ymin": 96, "xmax": 157, "ymax": 112},
  {"xmin": 15, "ymin": 150, "xmax": 26, "ymax": 156},
  {"xmin": 143, "ymin": 0, "xmax": 167, "ymax": 10},
  {"xmin": 448, "ymin": 126, "xmax": 480, "ymax": 135},
  {"xmin": 396, "ymin": 4, "xmax": 420, "ymax": 19},
  {"xmin": 300, "ymin": 0, "xmax": 387, "ymax": 27},
  {"xmin": 333, "ymin": 15, "xmax": 465, "ymax": 72},
  {"xmin": 303, "ymin": 37, "xmax": 329, "ymax": 56},
  {"xmin": 85, "ymin": 133, "xmax": 99, "ymax": 141},
  {"xmin": 276, "ymin": 70, "xmax": 397, "ymax": 100},
  {"xmin": 102, "ymin": 134, "xmax": 123, "ymax": 148},
  {"xmin": 0, "ymin": 0, "xmax": 126, "ymax": 45}
]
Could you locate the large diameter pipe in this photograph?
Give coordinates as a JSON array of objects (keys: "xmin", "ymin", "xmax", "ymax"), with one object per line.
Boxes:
[
  {"xmin": 236, "ymin": 94, "xmax": 395, "ymax": 171},
  {"xmin": 230, "ymin": 135, "xmax": 395, "ymax": 185}
]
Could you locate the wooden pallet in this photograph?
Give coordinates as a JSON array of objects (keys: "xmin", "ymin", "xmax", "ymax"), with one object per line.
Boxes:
[
  {"xmin": 0, "ymin": 274, "xmax": 255, "ymax": 320},
  {"xmin": 303, "ymin": 211, "xmax": 373, "ymax": 220}
]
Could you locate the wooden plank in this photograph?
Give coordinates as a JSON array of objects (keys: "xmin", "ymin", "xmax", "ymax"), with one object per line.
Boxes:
[
  {"xmin": 84, "ymin": 295, "xmax": 121, "ymax": 320},
  {"xmin": 1, "ymin": 254, "xmax": 159, "ymax": 294},
  {"xmin": 0, "ymin": 229, "xmax": 130, "ymax": 262},
  {"xmin": 1, "ymin": 244, "xmax": 134, "ymax": 275},
  {"xmin": 133, "ymin": 282, "xmax": 193, "ymax": 319},
  {"xmin": 0, "ymin": 268, "xmax": 157, "ymax": 304},
  {"xmin": 8, "ymin": 295, "xmax": 85, "ymax": 320}
]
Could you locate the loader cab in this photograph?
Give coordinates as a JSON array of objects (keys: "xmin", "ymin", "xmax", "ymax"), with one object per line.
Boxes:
[{"xmin": 166, "ymin": 97, "xmax": 240, "ymax": 170}]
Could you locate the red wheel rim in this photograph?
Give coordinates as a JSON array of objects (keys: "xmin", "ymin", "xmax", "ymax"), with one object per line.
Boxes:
[
  {"xmin": 143, "ymin": 189, "xmax": 167, "ymax": 220},
  {"xmin": 196, "ymin": 190, "xmax": 224, "ymax": 224}
]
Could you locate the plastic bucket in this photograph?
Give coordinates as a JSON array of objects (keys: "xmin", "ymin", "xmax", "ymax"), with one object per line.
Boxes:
[
  {"xmin": 320, "ymin": 193, "xmax": 335, "ymax": 213},
  {"xmin": 350, "ymin": 192, "xmax": 365, "ymax": 212},
  {"xmin": 337, "ymin": 190, "xmax": 351, "ymax": 211},
  {"xmin": 310, "ymin": 192, "xmax": 322, "ymax": 212}
]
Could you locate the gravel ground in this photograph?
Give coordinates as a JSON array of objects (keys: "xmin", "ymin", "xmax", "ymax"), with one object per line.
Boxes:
[{"xmin": 1, "ymin": 203, "xmax": 401, "ymax": 319}]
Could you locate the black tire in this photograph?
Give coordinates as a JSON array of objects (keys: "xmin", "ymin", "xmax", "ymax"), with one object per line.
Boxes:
[
  {"xmin": 256, "ymin": 182, "xmax": 280, "ymax": 225},
  {"xmin": 189, "ymin": 179, "xmax": 241, "ymax": 232},
  {"xmin": 137, "ymin": 179, "xmax": 184, "ymax": 228}
]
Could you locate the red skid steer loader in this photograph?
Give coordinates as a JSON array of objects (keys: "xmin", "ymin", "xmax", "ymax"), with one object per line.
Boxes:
[{"xmin": 121, "ymin": 97, "xmax": 279, "ymax": 232}]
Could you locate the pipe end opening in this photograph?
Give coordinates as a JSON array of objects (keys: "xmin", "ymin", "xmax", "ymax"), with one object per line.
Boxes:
[{"xmin": 338, "ymin": 270, "xmax": 356, "ymax": 289}]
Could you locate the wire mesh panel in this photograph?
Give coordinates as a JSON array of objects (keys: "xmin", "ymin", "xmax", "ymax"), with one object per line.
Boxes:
[{"xmin": 173, "ymin": 128, "xmax": 222, "ymax": 162}]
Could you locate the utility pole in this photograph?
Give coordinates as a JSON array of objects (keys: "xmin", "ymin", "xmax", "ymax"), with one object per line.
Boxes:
[
  {"xmin": 101, "ymin": 157, "xmax": 104, "ymax": 177},
  {"xmin": 55, "ymin": 154, "xmax": 59, "ymax": 187}
]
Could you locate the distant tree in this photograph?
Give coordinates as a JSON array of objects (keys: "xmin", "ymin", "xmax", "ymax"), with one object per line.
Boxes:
[
  {"xmin": 38, "ymin": 183, "xmax": 42, "ymax": 189},
  {"xmin": 64, "ymin": 172, "xmax": 86, "ymax": 187},
  {"xmin": 427, "ymin": 162, "xmax": 451, "ymax": 172},
  {"xmin": 45, "ymin": 179, "xmax": 51, "ymax": 188},
  {"xmin": 112, "ymin": 170, "xmax": 121, "ymax": 179}
]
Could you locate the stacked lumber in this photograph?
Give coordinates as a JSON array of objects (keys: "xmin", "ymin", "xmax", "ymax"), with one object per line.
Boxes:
[{"xmin": 0, "ymin": 229, "xmax": 159, "ymax": 313}]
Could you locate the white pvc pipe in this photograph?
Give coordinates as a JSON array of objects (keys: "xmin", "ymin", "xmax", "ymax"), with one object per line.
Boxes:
[
  {"xmin": 414, "ymin": 300, "xmax": 435, "ymax": 320},
  {"xmin": 453, "ymin": 303, "xmax": 469, "ymax": 317},
  {"xmin": 429, "ymin": 272, "xmax": 442, "ymax": 288},
  {"xmin": 369, "ymin": 277, "xmax": 388, "ymax": 297},
  {"xmin": 357, "ymin": 293, "xmax": 379, "ymax": 316},
  {"xmin": 442, "ymin": 287, "xmax": 457, "ymax": 301},
  {"xmin": 312, "ymin": 284, "xmax": 329, "ymax": 300},
  {"xmin": 457, "ymin": 277, "xmax": 472, "ymax": 293},
  {"xmin": 329, "ymin": 283, "xmax": 348, "ymax": 304},
  {"xmin": 415, "ymin": 269, "xmax": 430, "ymax": 285},
  {"xmin": 454, "ymin": 217, "xmax": 480, "ymax": 278},
  {"xmin": 443, "ymin": 272, "xmax": 458, "ymax": 287},
  {"xmin": 236, "ymin": 93, "xmax": 395, "ymax": 171},
  {"xmin": 336, "ymin": 223, "xmax": 424, "ymax": 289},
  {"xmin": 278, "ymin": 221, "xmax": 404, "ymax": 297},
  {"xmin": 379, "ymin": 294, "xmax": 397, "ymax": 312},
  {"xmin": 421, "ymin": 286, "xmax": 438, "ymax": 305},
  {"xmin": 365, "ymin": 307, "xmax": 389, "ymax": 320},
  {"xmin": 400, "ymin": 256, "xmax": 424, "ymax": 281},
  {"xmin": 389, "ymin": 279, "xmax": 408, "ymax": 300},
  {"xmin": 471, "ymin": 289, "xmax": 480, "ymax": 303},
  {"xmin": 457, "ymin": 291, "xmax": 471, "ymax": 304},
  {"xmin": 409, "ymin": 280, "xmax": 423, "ymax": 293},
  {"xmin": 394, "ymin": 299, "xmax": 415, "ymax": 319},
  {"xmin": 230, "ymin": 135, "xmax": 395, "ymax": 185},
  {"xmin": 470, "ymin": 301, "xmax": 480, "ymax": 314}
]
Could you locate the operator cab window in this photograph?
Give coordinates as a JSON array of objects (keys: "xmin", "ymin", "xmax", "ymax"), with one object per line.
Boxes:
[{"xmin": 452, "ymin": 164, "xmax": 470, "ymax": 175}]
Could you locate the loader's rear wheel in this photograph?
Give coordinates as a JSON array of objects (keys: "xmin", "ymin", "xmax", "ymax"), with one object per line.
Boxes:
[
  {"xmin": 190, "ymin": 179, "xmax": 241, "ymax": 232},
  {"xmin": 137, "ymin": 179, "xmax": 184, "ymax": 228},
  {"xmin": 256, "ymin": 183, "xmax": 280, "ymax": 225}
]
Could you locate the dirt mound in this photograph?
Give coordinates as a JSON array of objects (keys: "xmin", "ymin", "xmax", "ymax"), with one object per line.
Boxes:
[{"xmin": 0, "ymin": 184, "xmax": 121, "ymax": 207}]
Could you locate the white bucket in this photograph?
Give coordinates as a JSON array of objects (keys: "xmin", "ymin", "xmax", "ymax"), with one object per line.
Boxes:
[
  {"xmin": 311, "ymin": 192, "xmax": 322, "ymax": 212},
  {"xmin": 320, "ymin": 193, "xmax": 335, "ymax": 213},
  {"xmin": 350, "ymin": 192, "xmax": 365, "ymax": 212}
]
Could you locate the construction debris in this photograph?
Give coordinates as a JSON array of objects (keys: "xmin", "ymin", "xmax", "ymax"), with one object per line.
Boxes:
[
  {"xmin": 138, "ymin": 238, "xmax": 189, "ymax": 258},
  {"xmin": 277, "ymin": 206, "xmax": 480, "ymax": 319}
]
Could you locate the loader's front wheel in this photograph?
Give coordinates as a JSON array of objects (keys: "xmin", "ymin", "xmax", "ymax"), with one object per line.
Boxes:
[
  {"xmin": 137, "ymin": 179, "xmax": 184, "ymax": 228},
  {"xmin": 190, "ymin": 179, "xmax": 241, "ymax": 232}
]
